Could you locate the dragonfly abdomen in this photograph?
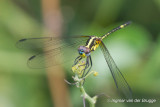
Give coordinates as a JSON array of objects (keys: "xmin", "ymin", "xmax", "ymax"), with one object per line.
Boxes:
[{"xmin": 101, "ymin": 21, "xmax": 131, "ymax": 40}]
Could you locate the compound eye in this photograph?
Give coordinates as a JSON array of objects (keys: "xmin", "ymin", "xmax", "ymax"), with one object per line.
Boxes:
[
  {"xmin": 79, "ymin": 50, "xmax": 84, "ymax": 55},
  {"xmin": 81, "ymin": 49, "xmax": 84, "ymax": 52}
]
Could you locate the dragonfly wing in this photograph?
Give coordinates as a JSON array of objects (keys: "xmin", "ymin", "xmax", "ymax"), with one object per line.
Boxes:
[
  {"xmin": 16, "ymin": 36, "xmax": 90, "ymax": 50},
  {"xmin": 100, "ymin": 41, "xmax": 132, "ymax": 98},
  {"xmin": 27, "ymin": 43, "xmax": 79, "ymax": 68},
  {"xmin": 17, "ymin": 36, "xmax": 90, "ymax": 68}
]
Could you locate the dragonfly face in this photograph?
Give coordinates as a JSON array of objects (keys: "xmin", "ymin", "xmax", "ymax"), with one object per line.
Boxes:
[{"xmin": 78, "ymin": 46, "xmax": 90, "ymax": 58}]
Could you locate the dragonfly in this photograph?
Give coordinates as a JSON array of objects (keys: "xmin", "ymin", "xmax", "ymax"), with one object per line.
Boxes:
[{"xmin": 16, "ymin": 21, "xmax": 132, "ymax": 98}]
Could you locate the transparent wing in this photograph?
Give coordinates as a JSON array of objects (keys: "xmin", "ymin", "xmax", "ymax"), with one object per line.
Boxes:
[
  {"xmin": 100, "ymin": 41, "xmax": 132, "ymax": 98},
  {"xmin": 16, "ymin": 36, "xmax": 90, "ymax": 68},
  {"xmin": 16, "ymin": 36, "xmax": 90, "ymax": 50}
]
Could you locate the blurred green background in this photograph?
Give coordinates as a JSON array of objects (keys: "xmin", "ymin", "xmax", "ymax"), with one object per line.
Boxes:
[{"xmin": 0, "ymin": 0, "xmax": 160, "ymax": 107}]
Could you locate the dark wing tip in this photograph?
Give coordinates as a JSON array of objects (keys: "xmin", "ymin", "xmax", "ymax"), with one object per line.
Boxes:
[
  {"xmin": 29, "ymin": 55, "xmax": 36, "ymax": 60},
  {"xmin": 16, "ymin": 38, "xmax": 27, "ymax": 48},
  {"xmin": 19, "ymin": 38, "xmax": 27, "ymax": 42},
  {"xmin": 27, "ymin": 55, "xmax": 46, "ymax": 69}
]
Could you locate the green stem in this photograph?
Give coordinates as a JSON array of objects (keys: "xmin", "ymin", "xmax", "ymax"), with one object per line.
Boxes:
[{"xmin": 80, "ymin": 84, "xmax": 96, "ymax": 107}]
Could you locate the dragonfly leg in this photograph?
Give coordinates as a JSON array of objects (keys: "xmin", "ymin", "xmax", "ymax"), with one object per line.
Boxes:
[
  {"xmin": 73, "ymin": 56, "xmax": 82, "ymax": 66},
  {"xmin": 84, "ymin": 55, "xmax": 92, "ymax": 77},
  {"xmin": 73, "ymin": 56, "xmax": 92, "ymax": 78},
  {"xmin": 82, "ymin": 56, "xmax": 91, "ymax": 77}
]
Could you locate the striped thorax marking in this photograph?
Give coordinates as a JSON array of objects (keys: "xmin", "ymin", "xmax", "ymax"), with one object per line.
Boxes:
[{"xmin": 85, "ymin": 37, "xmax": 101, "ymax": 51}]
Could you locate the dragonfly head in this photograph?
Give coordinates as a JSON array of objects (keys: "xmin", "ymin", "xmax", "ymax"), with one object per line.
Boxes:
[{"xmin": 78, "ymin": 46, "xmax": 90, "ymax": 58}]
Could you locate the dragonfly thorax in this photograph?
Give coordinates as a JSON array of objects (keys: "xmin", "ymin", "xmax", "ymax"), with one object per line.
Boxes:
[
  {"xmin": 78, "ymin": 46, "xmax": 91, "ymax": 58},
  {"xmin": 85, "ymin": 37, "xmax": 102, "ymax": 51},
  {"xmin": 90, "ymin": 38, "xmax": 101, "ymax": 51}
]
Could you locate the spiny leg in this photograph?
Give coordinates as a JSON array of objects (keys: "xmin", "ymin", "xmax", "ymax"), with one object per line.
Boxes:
[
  {"xmin": 81, "ymin": 56, "xmax": 90, "ymax": 77},
  {"xmin": 73, "ymin": 56, "xmax": 82, "ymax": 66},
  {"xmin": 73, "ymin": 56, "xmax": 92, "ymax": 78},
  {"xmin": 84, "ymin": 55, "xmax": 92, "ymax": 77},
  {"xmin": 82, "ymin": 56, "xmax": 92, "ymax": 77}
]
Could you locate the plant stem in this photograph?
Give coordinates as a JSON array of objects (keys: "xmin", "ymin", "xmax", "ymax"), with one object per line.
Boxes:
[{"xmin": 80, "ymin": 83, "xmax": 96, "ymax": 107}]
